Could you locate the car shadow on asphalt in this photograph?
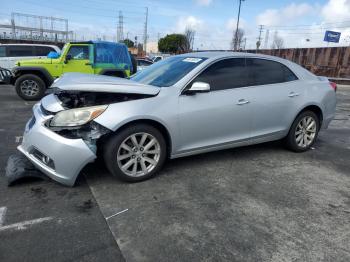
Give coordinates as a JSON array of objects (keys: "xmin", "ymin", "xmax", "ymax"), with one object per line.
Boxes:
[{"xmin": 83, "ymin": 139, "xmax": 285, "ymax": 185}]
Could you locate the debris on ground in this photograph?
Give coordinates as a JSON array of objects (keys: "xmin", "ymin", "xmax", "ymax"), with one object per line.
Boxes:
[{"xmin": 5, "ymin": 153, "xmax": 47, "ymax": 186}]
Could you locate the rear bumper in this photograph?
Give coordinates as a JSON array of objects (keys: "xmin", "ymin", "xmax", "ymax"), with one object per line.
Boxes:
[
  {"xmin": 18, "ymin": 103, "xmax": 96, "ymax": 186},
  {"xmin": 322, "ymin": 114, "xmax": 334, "ymax": 129}
]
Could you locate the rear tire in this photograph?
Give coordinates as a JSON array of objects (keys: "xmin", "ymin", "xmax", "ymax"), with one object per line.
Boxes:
[
  {"xmin": 15, "ymin": 74, "xmax": 46, "ymax": 101},
  {"xmin": 103, "ymin": 124, "xmax": 167, "ymax": 182},
  {"xmin": 285, "ymin": 111, "xmax": 320, "ymax": 152}
]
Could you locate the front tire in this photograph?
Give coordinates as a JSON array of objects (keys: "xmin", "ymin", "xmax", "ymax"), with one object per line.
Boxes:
[
  {"xmin": 103, "ymin": 124, "xmax": 167, "ymax": 182},
  {"xmin": 15, "ymin": 74, "xmax": 46, "ymax": 101},
  {"xmin": 285, "ymin": 111, "xmax": 320, "ymax": 152}
]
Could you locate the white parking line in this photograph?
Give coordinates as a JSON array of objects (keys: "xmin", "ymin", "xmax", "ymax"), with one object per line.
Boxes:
[
  {"xmin": 0, "ymin": 207, "xmax": 7, "ymax": 226},
  {"xmin": 105, "ymin": 209, "xmax": 128, "ymax": 220},
  {"xmin": 15, "ymin": 136, "xmax": 23, "ymax": 143},
  {"xmin": 0, "ymin": 217, "xmax": 53, "ymax": 232}
]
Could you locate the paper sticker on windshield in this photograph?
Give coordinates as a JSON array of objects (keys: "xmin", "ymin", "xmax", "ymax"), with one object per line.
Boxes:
[{"xmin": 183, "ymin": 58, "xmax": 202, "ymax": 63}]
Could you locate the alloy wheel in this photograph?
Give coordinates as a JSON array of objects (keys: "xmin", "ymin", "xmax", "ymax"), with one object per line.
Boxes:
[
  {"xmin": 117, "ymin": 132, "xmax": 161, "ymax": 177},
  {"xmin": 295, "ymin": 116, "xmax": 317, "ymax": 148},
  {"xmin": 20, "ymin": 80, "xmax": 39, "ymax": 97}
]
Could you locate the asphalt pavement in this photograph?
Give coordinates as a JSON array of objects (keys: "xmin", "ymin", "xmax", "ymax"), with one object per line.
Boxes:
[{"xmin": 85, "ymin": 85, "xmax": 350, "ymax": 262}]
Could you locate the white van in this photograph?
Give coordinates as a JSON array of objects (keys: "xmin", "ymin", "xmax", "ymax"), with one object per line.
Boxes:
[{"xmin": 0, "ymin": 44, "xmax": 60, "ymax": 70}]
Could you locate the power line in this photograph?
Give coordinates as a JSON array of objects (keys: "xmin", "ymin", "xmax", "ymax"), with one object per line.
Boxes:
[{"xmin": 266, "ymin": 20, "xmax": 350, "ymax": 29}]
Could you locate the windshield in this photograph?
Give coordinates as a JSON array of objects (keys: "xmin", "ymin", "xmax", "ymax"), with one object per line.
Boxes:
[{"xmin": 130, "ymin": 56, "xmax": 207, "ymax": 87}]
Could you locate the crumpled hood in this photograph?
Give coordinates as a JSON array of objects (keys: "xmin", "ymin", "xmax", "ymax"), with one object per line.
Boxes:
[{"xmin": 53, "ymin": 73, "xmax": 160, "ymax": 95}]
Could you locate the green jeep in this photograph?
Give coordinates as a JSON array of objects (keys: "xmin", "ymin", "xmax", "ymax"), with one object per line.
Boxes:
[{"xmin": 11, "ymin": 41, "xmax": 135, "ymax": 100}]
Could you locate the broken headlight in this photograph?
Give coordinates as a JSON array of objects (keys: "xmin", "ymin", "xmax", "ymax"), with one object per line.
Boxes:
[{"xmin": 50, "ymin": 105, "xmax": 107, "ymax": 127}]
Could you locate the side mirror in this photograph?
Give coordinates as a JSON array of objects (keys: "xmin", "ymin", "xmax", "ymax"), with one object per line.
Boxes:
[
  {"xmin": 47, "ymin": 51, "xmax": 60, "ymax": 59},
  {"xmin": 64, "ymin": 54, "xmax": 72, "ymax": 64},
  {"xmin": 184, "ymin": 82, "xmax": 210, "ymax": 95}
]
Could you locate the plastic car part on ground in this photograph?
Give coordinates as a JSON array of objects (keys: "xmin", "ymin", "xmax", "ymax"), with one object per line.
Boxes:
[{"xmin": 5, "ymin": 153, "xmax": 47, "ymax": 186}]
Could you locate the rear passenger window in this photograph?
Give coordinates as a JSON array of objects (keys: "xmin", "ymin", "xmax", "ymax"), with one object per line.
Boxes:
[
  {"xmin": 193, "ymin": 58, "xmax": 248, "ymax": 91},
  {"xmin": 246, "ymin": 58, "xmax": 297, "ymax": 86},
  {"xmin": 7, "ymin": 46, "xmax": 34, "ymax": 57},
  {"xmin": 34, "ymin": 46, "xmax": 55, "ymax": 56},
  {"xmin": 0, "ymin": 47, "xmax": 5, "ymax": 57}
]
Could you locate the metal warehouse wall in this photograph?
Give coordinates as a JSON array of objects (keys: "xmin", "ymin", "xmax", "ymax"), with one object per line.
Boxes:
[{"xmin": 248, "ymin": 47, "xmax": 350, "ymax": 78}]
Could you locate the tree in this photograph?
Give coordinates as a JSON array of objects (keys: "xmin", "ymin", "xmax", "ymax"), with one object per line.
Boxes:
[
  {"xmin": 271, "ymin": 31, "xmax": 284, "ymax": 49},
  {"xmin": 184, "ymin": 27, "xmax": 195, "ymax": 51},
  {"xmin": 158, "ymin": 34, "xmax": 188, "ymax": 54},
  {"xmin": 122, "ymin": 38, "xmax": 134, "ymax": 48},
  {"xmin": 231, "ymin": 28, "xmax": 245, "ymax": 51}
]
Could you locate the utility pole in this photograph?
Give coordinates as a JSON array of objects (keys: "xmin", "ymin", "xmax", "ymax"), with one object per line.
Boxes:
[
  {"xmin": 256, "ymin": 24, "xmax": 264, "ymax": 50},
  {"xmin": 117, "ymin": 11, "xmax": 124, "ymax": 42},
  {"xmin": 143, "ymin": 7, "xmax": 148, "ymax": 53},
  {"xmin": 234, "ymin": 0, "xmax": 245, "ymax": 51},
  {"xmin": 11, "ymin": 13, "xmax": 16, "ymax": 39},
  {"xmin": 264, "ymin": 29, "xmax": 269, "ymax": 49}
]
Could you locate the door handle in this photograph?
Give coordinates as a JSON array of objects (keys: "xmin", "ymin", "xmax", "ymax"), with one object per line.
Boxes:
[
  {"xmin": 236, "ymin": 99, "xmax": 250, "ymax": 105},
  {"xmin": 288, "ymin": 92, "xmax": 300, "ymax": 97}
]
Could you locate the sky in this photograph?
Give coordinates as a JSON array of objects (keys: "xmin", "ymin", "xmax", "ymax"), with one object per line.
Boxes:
[{"xmin": 1, "ymin": 0, "xmax": 350, "ymax": 51}]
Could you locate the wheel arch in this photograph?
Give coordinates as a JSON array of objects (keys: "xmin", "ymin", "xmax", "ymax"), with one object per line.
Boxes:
[
  {"xmin": 99, "ymin": 118, "xmax": 173, "ymax": 158},
  {"xmin": 12, "ymin": 67, "xmax": 53, "ymax": 87},
  {"xmin": 294, "ymin": 104, "xmax": 324, "ymax": 128}
]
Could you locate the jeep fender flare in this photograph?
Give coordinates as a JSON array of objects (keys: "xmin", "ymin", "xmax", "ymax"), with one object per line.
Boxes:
[
  {"xmin": 99, "ymin": 69, "xmax": 127, "ymax": 78},
  {"xmin": 11, "ymin": 66, "xmax": 54, "ymax": 87}
]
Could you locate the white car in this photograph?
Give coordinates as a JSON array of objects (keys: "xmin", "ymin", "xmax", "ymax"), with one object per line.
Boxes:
[
  {"xmin": 151, "ymin": 54, "xmax": 171, "ymax": 63},
  {"xmin": 137, "ymin": 58, "xmax": 153, "ymax": 71},
  {"xmin": 0, "ymin": 44, "xmax": 60, "ymax": 70}
]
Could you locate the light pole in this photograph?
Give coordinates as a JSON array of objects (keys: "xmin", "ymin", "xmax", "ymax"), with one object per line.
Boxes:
[{"xmin": 234, "ymin": 0, "xmax": 245, "ymax": 51}]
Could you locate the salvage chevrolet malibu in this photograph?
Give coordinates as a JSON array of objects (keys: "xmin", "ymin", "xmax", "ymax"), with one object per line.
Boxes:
[{"xmin": 16, "ymin": 52, "xmax": 337, "ymax": 186}]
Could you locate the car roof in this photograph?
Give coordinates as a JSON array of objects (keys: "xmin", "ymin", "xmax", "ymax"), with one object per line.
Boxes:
[
  {"xmin": 179, "ymin": 51, "xmax": 286, "ymax": 61},
  {"xmin": 69, "ymin": 41, "xmax": 126, "ymax": 47}
]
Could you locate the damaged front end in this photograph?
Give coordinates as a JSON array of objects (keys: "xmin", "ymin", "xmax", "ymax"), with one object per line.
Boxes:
[
  {"xmin": 48, "ymin": 120, "xmax": 110, "ymax": 154},
  {"xmin": 45, "ymin": 88, "xmax": 156, "ymax": 153},
  {"xmin": 7, "ymin": 73, "xmax": 160, "ymax": 186}
]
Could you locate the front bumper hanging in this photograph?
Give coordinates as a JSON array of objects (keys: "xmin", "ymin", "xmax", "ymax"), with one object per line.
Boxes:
[
  {"xmin": 5, "ymin": 152, "xmax": 48, "ymax": 186},
  {"xmin": 15, "ymin": 103, "xmax": 97, "ymax": 186}
]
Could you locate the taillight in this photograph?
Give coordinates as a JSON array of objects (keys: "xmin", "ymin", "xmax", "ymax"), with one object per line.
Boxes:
[{"xmin": 329, "ymin": 81, "xmax": 337, "ymax": 92}]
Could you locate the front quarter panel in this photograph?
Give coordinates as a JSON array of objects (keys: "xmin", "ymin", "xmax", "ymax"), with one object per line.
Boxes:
[{"xmin": 93, "ymin": 87, "xmax": 180, "ymax": 153}]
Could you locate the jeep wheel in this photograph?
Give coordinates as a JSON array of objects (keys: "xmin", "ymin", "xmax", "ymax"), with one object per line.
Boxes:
[{"xmin": 15, "ymin": 74, "xmax": 46, "ymax": 101}]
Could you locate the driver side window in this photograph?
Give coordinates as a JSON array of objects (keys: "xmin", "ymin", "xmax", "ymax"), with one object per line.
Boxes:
[
  {"xmin": 192, "ymin": 58, "xmax": 248, "ymax": 91},
  {"xmin": 67, "ymin": 46, "xmax": 89, "ymax": 60}
]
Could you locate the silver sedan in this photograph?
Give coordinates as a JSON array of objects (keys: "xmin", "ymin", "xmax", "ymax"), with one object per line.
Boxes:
[{"xmin": 18, "ymin": 52, "xmax": 337, "ymax": 186}]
